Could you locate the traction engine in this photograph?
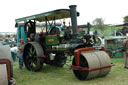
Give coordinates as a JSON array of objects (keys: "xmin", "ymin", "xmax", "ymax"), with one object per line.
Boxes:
[{"xmin": 15, "ymin": 5, "xmax": 113, "ymax": 80}]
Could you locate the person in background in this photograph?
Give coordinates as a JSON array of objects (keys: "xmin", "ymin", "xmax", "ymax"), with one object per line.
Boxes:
[
  {"xmin": 4, "ymin": 38, "xmax": 9, "ymax": 45},
  {"xmin": 11, "ymin": 46, "xmax": 18, "ymax": 61},
  {"xmin": 123, "ymin": 36, "xmax": 128, "ymax": 69},
  {"xmin": 17, "ymin": 39, "xmax": 24, "ymax": 69}
]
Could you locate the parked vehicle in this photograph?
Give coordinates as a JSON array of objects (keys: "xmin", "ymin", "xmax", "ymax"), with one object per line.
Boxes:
[{"xmin": 104, "ymin": 36, "xmax": 126, "ymax": 58}]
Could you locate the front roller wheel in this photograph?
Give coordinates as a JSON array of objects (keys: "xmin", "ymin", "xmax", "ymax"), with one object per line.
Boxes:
[
  {"xmin": 23, "ymin": 42, "xmax": 44, "ymax": 72},
  {"xmin": 72, "ymin": 56, "xmax": 89, "ymax": 80},
  {"xmin": 72, "ymin": 51, "xmax": 112, "ymax": 80}
]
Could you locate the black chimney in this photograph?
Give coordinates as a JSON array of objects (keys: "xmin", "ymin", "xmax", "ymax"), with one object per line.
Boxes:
[{"xmin": 69, "ymin": 5, "xmax": 78, "ymax": 35}]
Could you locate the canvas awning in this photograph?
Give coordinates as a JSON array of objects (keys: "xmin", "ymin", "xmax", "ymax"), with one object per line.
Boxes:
[{"xmin": 15, "ymin": 9, "xmax": 80, "ymax": 23}]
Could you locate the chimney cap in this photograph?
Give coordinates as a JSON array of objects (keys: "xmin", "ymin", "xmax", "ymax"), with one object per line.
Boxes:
[{"xmin": 69, "ymin": 5, "xmax": 77, "ymax": 8}]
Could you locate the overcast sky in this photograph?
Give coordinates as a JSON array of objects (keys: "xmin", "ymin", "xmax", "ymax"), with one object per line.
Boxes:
[{"xmin": 0, "ymin": 0, "xmax": 128, "ymax": 32}]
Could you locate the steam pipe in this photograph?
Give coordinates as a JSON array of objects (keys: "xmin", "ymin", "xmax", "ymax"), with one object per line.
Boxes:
[
  {"xmin": 87, "ymin": 22, "xmax": 91, "ymax": 34},
  {"xmin": 69, "ymin": 5, "xmax": 78, "ymax": 35}
]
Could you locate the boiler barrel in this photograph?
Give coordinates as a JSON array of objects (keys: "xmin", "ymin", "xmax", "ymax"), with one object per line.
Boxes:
[{"xmin": 73, "ymin": 51, "xmax": 111, "ymax": 80}]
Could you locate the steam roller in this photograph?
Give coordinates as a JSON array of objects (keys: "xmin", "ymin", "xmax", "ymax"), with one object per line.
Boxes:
[
  {"xmin": 0, "ymin": 45, "xmax": 16, "ymax": 85},
  {"xmin": 71, "ymin": 47, "xmax": 113, "ymax": 80},
  {"xmin": 15, "ymin": 5, "xmax": 113, "ymax": 80}
]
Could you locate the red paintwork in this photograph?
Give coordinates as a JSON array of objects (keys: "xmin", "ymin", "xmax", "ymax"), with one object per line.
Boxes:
[
  {"xmin": 72, "ymin": 46, "xmax": 113, "ymax": 71},
  {"xmin": 71, "ymin": 64, "xmax": 114, "ymax": 71},
  {"xmin": 74, "ymin": 46, "xmax": 105, "ymax": 66},
  {"xmin": 38, "ymin": 33, "xmax": 46, "ymax": 38},
  {"xmin": 40, "ymin": 56, "xmax": 48, "ymax": 58}
]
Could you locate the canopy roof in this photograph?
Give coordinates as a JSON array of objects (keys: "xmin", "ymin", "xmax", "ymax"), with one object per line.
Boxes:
[
  {"xmin": 104, "ymin": 36, "xmax": 126, "ymax": 40},
  {"xmin": 15, "ymin": 9, "xmax": 80, "ymax": 23}
]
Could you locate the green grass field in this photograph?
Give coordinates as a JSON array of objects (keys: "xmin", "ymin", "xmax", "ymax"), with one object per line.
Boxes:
[{"xmin": 13, "ymin": 57, "xmax": 128, "ymax": 85}]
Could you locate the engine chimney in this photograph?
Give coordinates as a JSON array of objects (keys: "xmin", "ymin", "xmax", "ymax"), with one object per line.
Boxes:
[{"xmin": 69, "ymin": 5, "xmax": 78, "ymax": 35}]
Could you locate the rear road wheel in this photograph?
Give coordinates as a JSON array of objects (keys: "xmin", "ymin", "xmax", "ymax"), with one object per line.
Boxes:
[{"xmin": 23, "ymin": 42, "xmax": 44, "ymax": 72}]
